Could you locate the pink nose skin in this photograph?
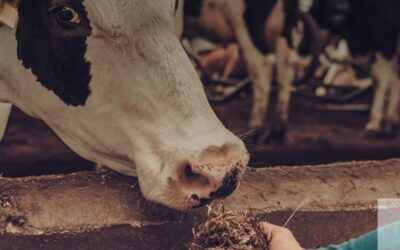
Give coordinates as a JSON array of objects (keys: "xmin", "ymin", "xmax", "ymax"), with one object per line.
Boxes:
[{"xmin": 177, "ymin": 144, "xmax": 249, "ymax": 208}]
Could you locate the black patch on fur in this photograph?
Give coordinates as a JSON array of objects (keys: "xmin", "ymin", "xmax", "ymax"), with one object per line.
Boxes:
[
  {"xmin": 282, "ymin": 0, "xmax": 300, "ymax": 49},
  {"xmin": 175, "ymin": 0, "xmax": 179, "ymax": 14},
  {"xmin": 184, "ymin": 0, "xmax": 203, "ymax": 17},
  {"xmin": 312, "ymin": 0, "xmax": 400, "ymax": 59},
  {"xmin": 16, "ymin": 0, "xmax": 92, "ymax": 106},
  {"xmin": 310, "ymin": 0, "xmax": 350, "ymax": 31},
  {"xmin": 244, "ymin": 0, "xmax": 277, "ymax": 54},
  {"xmin": 244, "ymin": 0, "xmax": 299, "ymax": 54}
]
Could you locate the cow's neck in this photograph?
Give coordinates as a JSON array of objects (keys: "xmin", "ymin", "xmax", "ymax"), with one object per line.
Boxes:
[
  {"xmin": 0, "ymin": 26, "xmax": 38, "ymax": 117},
  {"xmin": 0, "ymin": 26, "xmax": 12, "ymax": 102}
]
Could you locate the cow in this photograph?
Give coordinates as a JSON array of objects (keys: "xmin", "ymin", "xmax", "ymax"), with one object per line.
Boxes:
[
  {"xmin": 311, "ymin": 0, "xmax": 400, "ymax": 137},
  {"xmin": 0, "ymin": 0, "xmax": 249, "ymax": 211},
  {"xmin": 183, "ymin": 0, "xmax": 304, "ymax": 143}
]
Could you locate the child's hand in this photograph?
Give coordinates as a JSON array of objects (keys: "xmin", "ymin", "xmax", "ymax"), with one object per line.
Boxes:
[{"xmin": 259, "ymin": 222, "xmax": 305, "ymax": 250}]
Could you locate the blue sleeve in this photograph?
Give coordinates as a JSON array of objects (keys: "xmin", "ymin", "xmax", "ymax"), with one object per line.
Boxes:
[{"xmin": 314, "ymin": 221, "xmax": 400, "ymax": 250}]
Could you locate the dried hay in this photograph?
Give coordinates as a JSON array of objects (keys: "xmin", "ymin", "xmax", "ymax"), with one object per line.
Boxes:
[{"xmin": 190, "ymin": 207, "xmax": 268, "ymax": 250}]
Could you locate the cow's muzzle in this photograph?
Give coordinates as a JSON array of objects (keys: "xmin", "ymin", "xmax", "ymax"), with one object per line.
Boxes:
[{"xmin": 176, "ymin": 145, "xmax": 248, "ymax": 208}]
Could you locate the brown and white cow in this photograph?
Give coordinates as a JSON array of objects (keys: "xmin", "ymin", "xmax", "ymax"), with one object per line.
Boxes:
[{"xmin": 0, "ymin": 0, "xmax": 249, "ymax": 210}]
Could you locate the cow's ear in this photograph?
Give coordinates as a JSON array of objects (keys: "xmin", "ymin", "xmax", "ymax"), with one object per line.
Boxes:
[{"xmin": 0, "ymin": 1, "xmax": 18, "ymax": 29}]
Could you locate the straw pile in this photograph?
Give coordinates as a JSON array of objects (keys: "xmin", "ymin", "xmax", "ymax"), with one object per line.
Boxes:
[{"xmin": 190, "ymin": 207, "xmax": 268, "ymax": 250}]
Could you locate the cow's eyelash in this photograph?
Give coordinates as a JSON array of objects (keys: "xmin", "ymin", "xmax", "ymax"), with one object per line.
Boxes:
[{"xmin": 48, "ymin": 2, "xmax": 74, "ymax": 12}]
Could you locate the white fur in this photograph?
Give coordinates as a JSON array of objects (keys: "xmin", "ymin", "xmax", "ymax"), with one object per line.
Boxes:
[
  {"xmin": 0, "ymin": 102, "xmax": 11, "ymax": 141},
  {"xmin": 175, "ymin": 0, "xmax": 185, "ymax": 38},
  {"xmin": 367, "ymin": 52, "xmax": 400, "ymax": 132}
]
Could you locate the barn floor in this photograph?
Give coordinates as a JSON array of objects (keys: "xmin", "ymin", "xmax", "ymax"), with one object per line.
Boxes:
[{"xmin": 1, "ymin": 92, "xmax": 399, "ymax": 176}]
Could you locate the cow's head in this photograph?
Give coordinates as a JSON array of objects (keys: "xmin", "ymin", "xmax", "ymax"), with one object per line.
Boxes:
[{"xmin": 0, "ymin": 0, "xmax": 248, "ymax": 210}]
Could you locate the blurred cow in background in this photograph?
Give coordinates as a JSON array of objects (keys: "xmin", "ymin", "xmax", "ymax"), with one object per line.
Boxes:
[
  {"xmin": 311, "ymin": 0, "xmax": 400, "ymax": 137},
  {"xmin": 183, "ymin": 0, "xmax": 305, "ymax": 143}
]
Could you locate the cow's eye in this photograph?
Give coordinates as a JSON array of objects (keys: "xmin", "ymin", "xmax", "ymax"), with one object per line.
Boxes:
[{"xmin": 53, "ymin": 6, "xmax": 81, "ymax": 25}]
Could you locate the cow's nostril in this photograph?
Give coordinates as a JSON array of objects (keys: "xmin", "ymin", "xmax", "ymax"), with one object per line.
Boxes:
[
  {"xmin": 184, "ymin": 165, "xmax": 197, "ymax": 178},
  {"xmin": 191, "ymin": 194, "xmax": 200, "ymax": 201},
  {"xmin": 181, "ymin": 164, "xmax": 210, "ymax": 187}
]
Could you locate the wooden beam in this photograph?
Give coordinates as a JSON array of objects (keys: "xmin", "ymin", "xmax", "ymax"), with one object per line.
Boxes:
[{"xmin": 0, "ymin": 158, "xmax": 399, "ymax": 248}]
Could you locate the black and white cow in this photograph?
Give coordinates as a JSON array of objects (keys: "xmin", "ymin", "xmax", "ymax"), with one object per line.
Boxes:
[
  {"xmin": 184, "ymin": 0, "xmax": 303, "ymax": 142},
  {"xmin": 311, "ymin": 0, "xmax": 400, "ymax": 136},
  {"xmin": 0, "ymin": 0, "xmax": 249, "ymax": 210}
]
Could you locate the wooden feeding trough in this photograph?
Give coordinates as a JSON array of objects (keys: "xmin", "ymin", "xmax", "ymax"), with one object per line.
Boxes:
[{"xmin": 0, "ymin": 158, "xmax": 399, "ymax": 249}]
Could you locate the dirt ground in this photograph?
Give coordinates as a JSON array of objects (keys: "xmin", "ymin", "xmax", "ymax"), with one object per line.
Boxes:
[{"xmin": 1, "ymin": 92, "xmax": 399, "ymax": 176}]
